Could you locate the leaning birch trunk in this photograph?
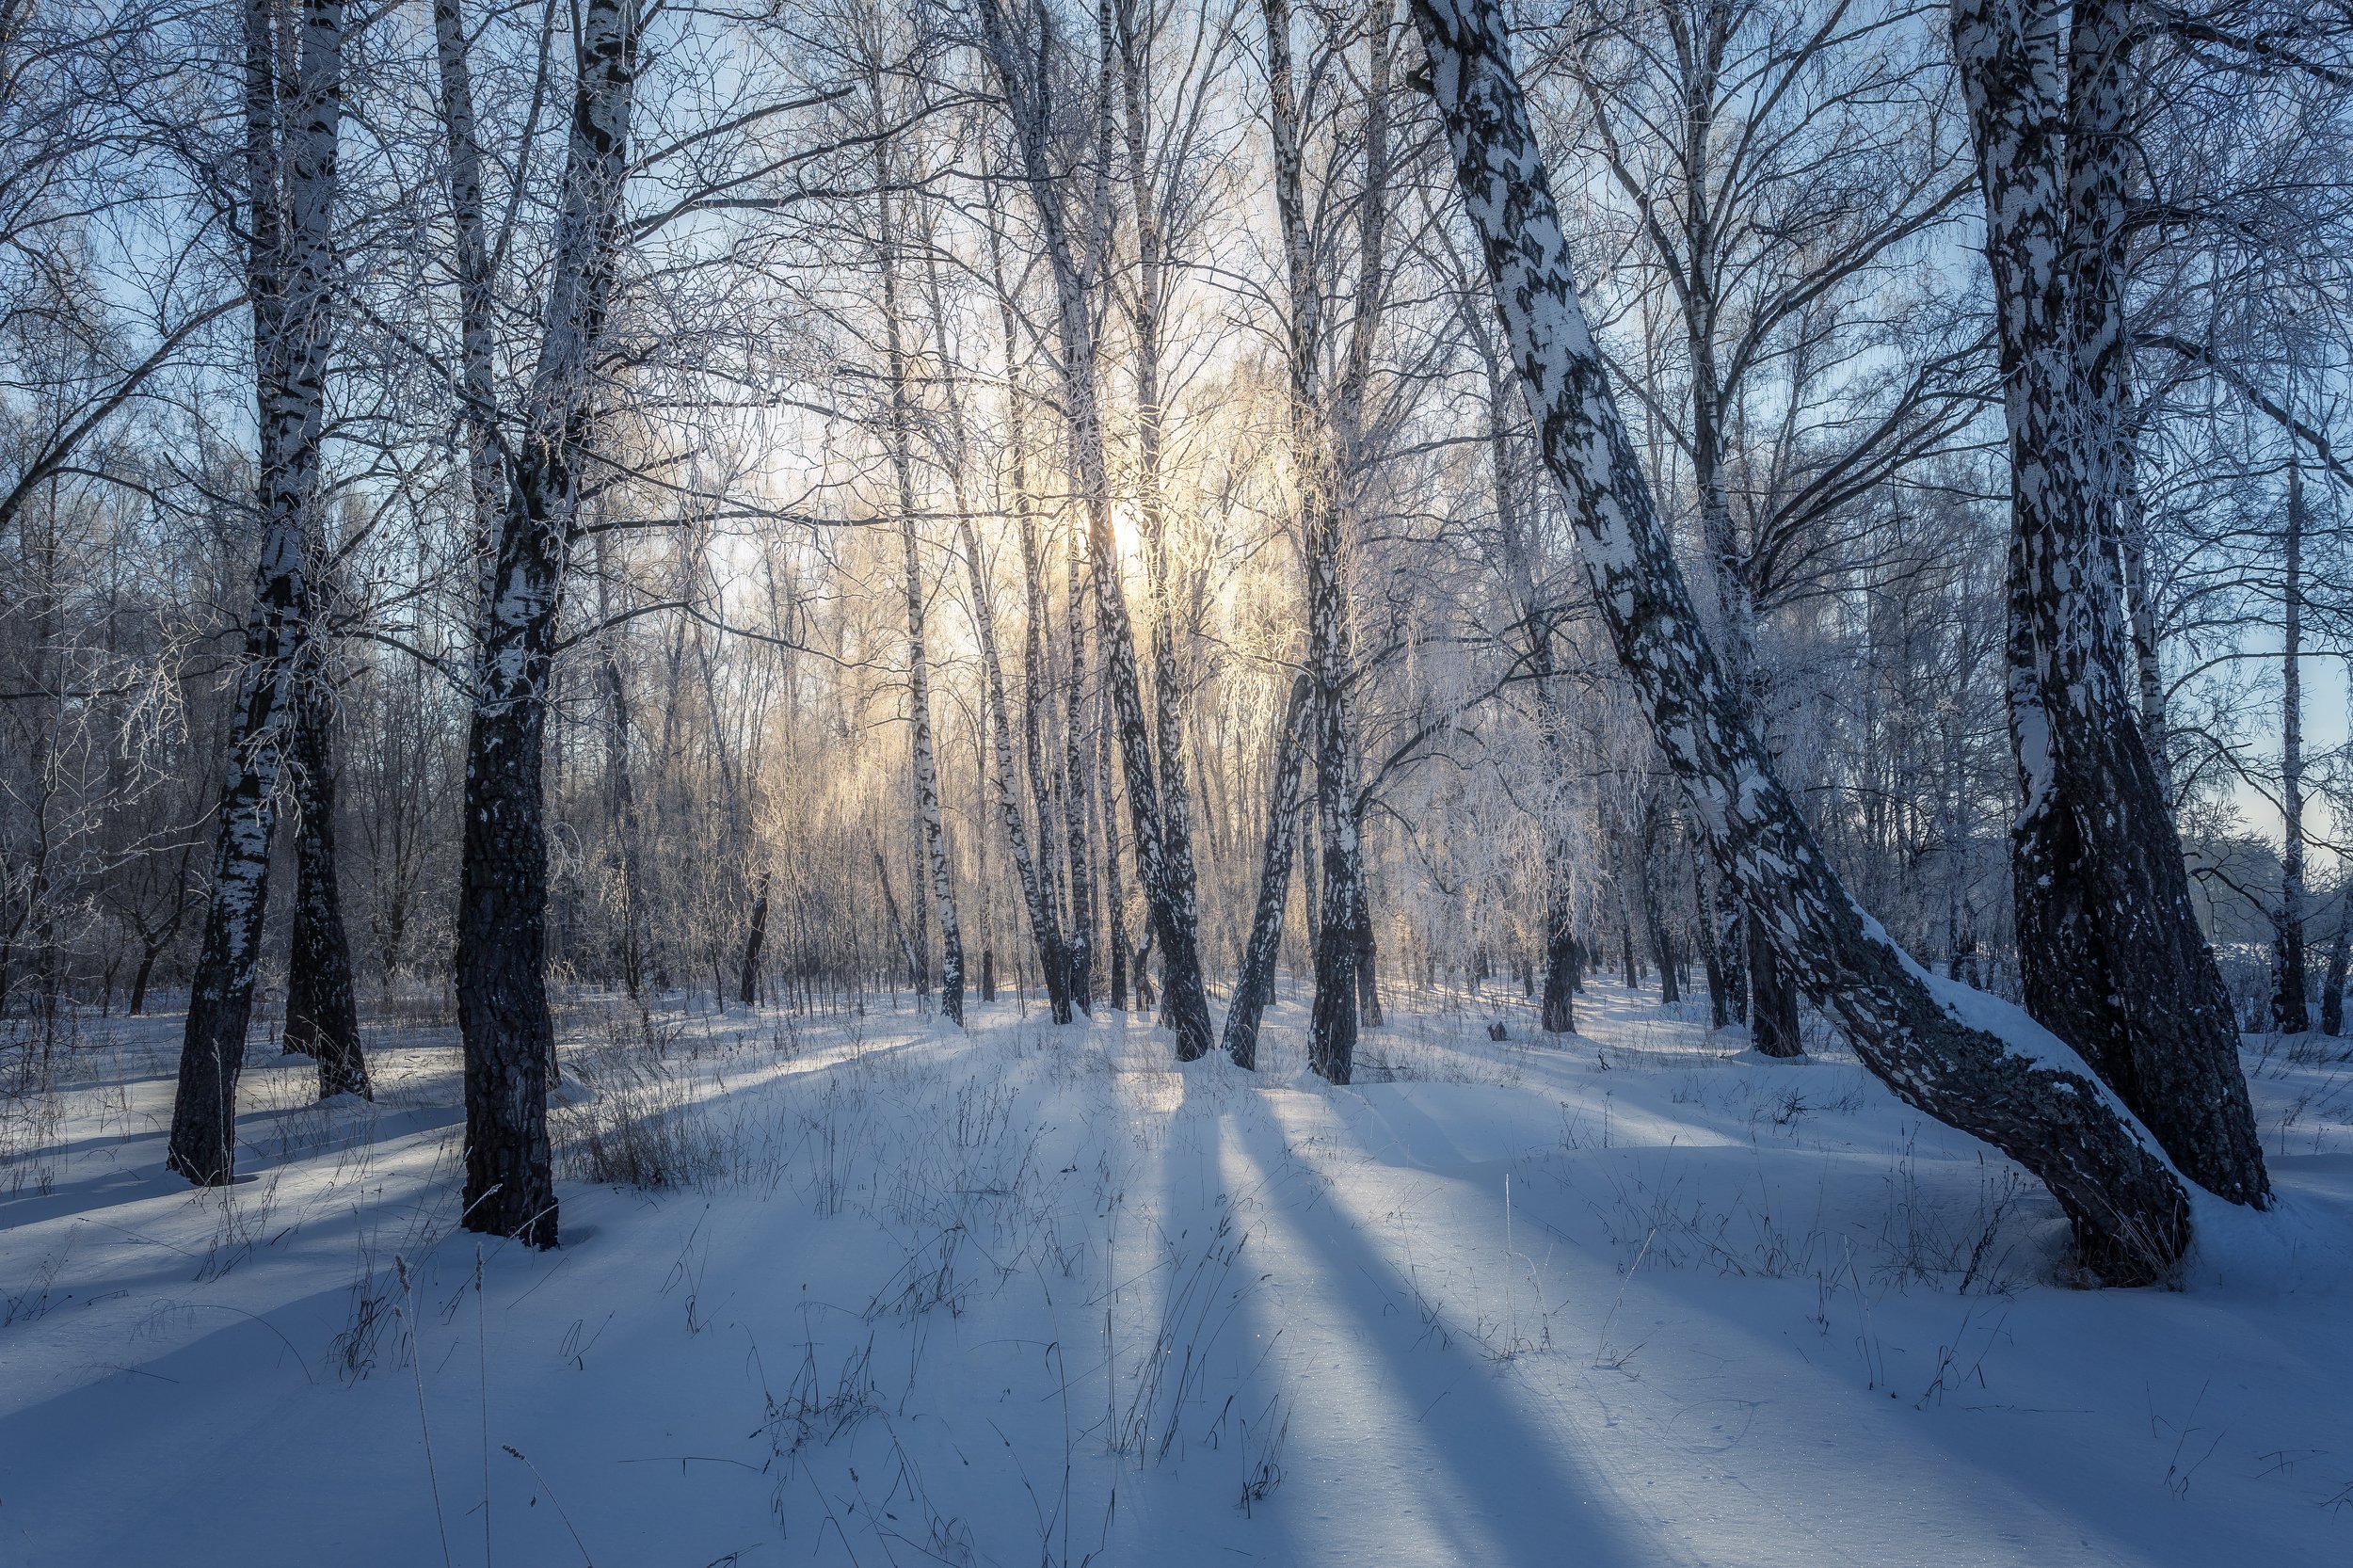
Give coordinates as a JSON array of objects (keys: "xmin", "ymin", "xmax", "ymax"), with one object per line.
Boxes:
[
  {"xmin": 1414, "ymin": 0, "xmax": 2197, "ymax": 1282},
  {"xmin": 284, "ymin": 685, "xmax": 369, "ymax": 1098},
  {"xmin": 454, "ymin": 0, "xmax": 639, "ymax": 1247},
  {"xmin": 1950, "ymin": 0, "xmax": 2266, "ymax": 1205},
  {"xmin": 1223, "ymin": 674, "xmax": 1315, "ymax": 1068},
  {"xmin": 976, "ymin": 0, "xmax": 1214, "ymax": 1059},
  {"xmin": 168, "ymin": 0, "xmax": 344, "ymax": 1184}
]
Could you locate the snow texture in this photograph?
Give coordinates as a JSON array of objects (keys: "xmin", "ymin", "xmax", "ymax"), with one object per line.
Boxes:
[{"xmin": 5, "ymin": 986, "xmax": 2349, "ymax": 1564}]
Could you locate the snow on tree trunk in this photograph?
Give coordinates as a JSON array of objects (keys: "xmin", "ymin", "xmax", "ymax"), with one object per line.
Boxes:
[
  {"xmin": 454, "ymin": 0, "xmax": 641, "ymax": 1248},
  {"xmin": 1413, "ymin": 0, "xmax": 2198, "ymax": 1282},
  {"xmin": 168, "ymin": 0, "xmax": 345, "ymax": 1185},
  {"xmin": 1950, "ymin": 0, "xmax": 2267, "ymax": 1205},
  {"xmin": 1223, "ymin": 674, "xmax": 1314, "ymax": 1068}
]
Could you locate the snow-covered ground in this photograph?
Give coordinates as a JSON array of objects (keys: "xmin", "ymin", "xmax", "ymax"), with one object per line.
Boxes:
[{"xmin": 3, "ymin": 979, "xmax": 2349, "ymax": 1566}]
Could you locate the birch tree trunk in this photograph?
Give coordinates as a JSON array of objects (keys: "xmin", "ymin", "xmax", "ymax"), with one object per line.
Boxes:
[
  {"xmin": 1414, "ymin": 0, "xmax": 2200, "ymax": 1281},
  {"xmin": 1479, "ymin": 337, "xmax": 1578, "ymax": 1035},
  {"xmin": 1112, "ymin": 0, "xmax": 1207, "ymax": 1040},
  {"xmin": 1659, "ymin": 0, "xmax": 1801, "ymax": 1054},
  {"xmin": 1099, "ymin": 681, "xmax": 1131, "ymax": 1011},
  {"xmin": 1640, "ymin": 800, "xmax": 1680, "ymax": 1005},
  {"xmin": 876, "ymin": 180, "xmax": 963, "ymax": 1026},
  {"xmin": 2322, "ymin": 889, "xmax": 2348, "ymax": 1038},
  {"xmin": 168, "ymin": 0, "xmax": 345, "ymax": 1184},
  {"xmin": 1063, "ymin": 515, "xmax": 1096, "ymax": 1013},
  {"xmin": 1259, "ymin": 0, "xmax": 1373, "ymax": 1081},
  {"xmin": 1355, "ymin": 883, "xmax": 1385, "ymax": 1026},
  {"xmin": 1016, "ymin": 484, "xmax": 1072, "ymax": 1017},
  {"xmin": 1950, "ymin": 0, "xmax": 2267, "ymax": 1204},
  {"xmin": 952, "ymin": 500, "xmax": 1061, "ymax": 1023},
  {"xmin": 284, "ymin": 685, "xmax": 368, "ymax": 1098},
  {"xmin": 983, "ymin": 199, "xmax": 1076, "ymax": 1021},
  {"xmin": 591, "ymin": 537, "xmax": 647, "ymax": 997},
  {"xmin": 430, "ymin": 0, "xmax": 502, "ymax": 610},
  {"xmin": 925, "ymin": 253, "xmax": 1066, "ymax": 1027},
  {"xmin": 1747, "ymin": 916, "xmax": 1801, "ymax": 1052},
  {"xmin": 976, "ymin": 0, "xmax": 1214, "ymax": 1059},
  {"xmin": 2273, "ymin": 460, "xmax": 2308, "ymax": 1032},
  {"xmin": 739, "ymin": 872, "xmax": 768, "ymax": 1006},
  {"xmin": 454, "ymin": 0, "xmax": 640, "ymax": 1247},
  {"xmin": 1223, "ymin": 673, "xmax": 1314, "ymax": 1067}
]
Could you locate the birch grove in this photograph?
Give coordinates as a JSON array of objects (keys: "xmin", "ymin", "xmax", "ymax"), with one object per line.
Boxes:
[{"xmin": 3, "ymin": 0, "xmax": 2348, "ymax": 1280}]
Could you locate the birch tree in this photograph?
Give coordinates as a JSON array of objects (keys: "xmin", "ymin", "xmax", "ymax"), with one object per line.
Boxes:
[
  {"xmin": 1413, "ymin": 0, "xmax": 2202, "ymax": 1281},
  {"xmin": 1948, "ymin": 0, "xmax": 2267, "ymax": 1204},
  {"xmin": 874, "ymin": 168, "xmax": 966, "ymax": 1024},
  {"xmin": 450, "ymin": 0, "xmax": 641, "ymax": 1245},
  {"xmin": 975, "ymin": 0, "xmax": 1216, "ymax": 1060},
  {"xmin": 168, "ymin": 0, "xmax": 350, "ymax": 1182}
]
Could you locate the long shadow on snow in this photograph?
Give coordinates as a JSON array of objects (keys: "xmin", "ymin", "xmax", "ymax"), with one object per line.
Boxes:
[{"xmin": 1165, "ymin": 1063, "xmax": 1690, "ymax": 1568}]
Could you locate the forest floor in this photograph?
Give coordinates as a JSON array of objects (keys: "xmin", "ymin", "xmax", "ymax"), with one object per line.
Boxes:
[{"xmin": 2, "ymin": 977, "xmax": 2350, "ymax": 1566}]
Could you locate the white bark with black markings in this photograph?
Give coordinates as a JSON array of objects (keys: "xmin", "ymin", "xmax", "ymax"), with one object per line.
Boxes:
[
  {"xmin": 975, "ymin": 0, "xmax": 1214, "ymax": 1059},
  {"xmin": 1413, "ymin": 0, "xmax": 2198, "ymax": 1282},
  {"xmin": 1222, "ymin": 674, "xmax": 1314, "ymax": 1068},
  {"xmin": 454, "ymin": 0, "xmax": 641, "ymax": 1247},
  {"xmin": 1950, "ymin": 0, "xmax": 2266, "ymax": 1204},
  {"xmin": 168, "ymin": 0, "xmax": 347, "ymax": 1183}
]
